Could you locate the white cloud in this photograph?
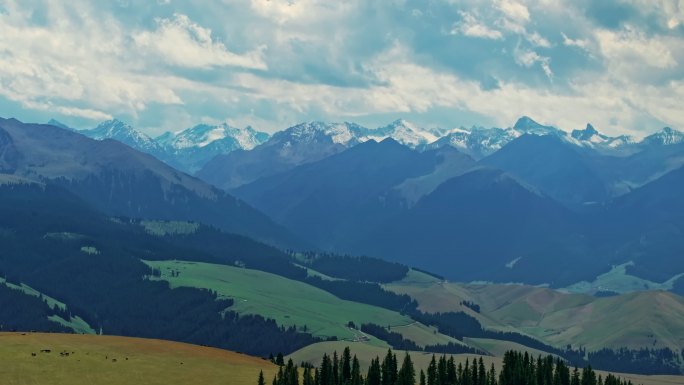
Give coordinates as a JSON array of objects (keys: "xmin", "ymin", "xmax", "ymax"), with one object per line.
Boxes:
[
  {"xmin": 561, "ymin": 32, "xmax": 590, "ymax": 49},
  {"xmin": 596, "ymin": 27, "xmax": 677, "ymax": 71},
  {"xmin": 526, "ymin": 31, "xmax": 551, "ymax": 48},
  {"xmin": 498, "ymin": 0, "xmax": 530, "ymax": 24},
  {"xmin": 0, "ymin": 0, "xmax": 682, "ymax": 136},
  {"xmin": 133, "ymin": 13, "xmax": 267, "ymax": 70},
  {"xmin": 514, "ymin": 47, "xmax": 553, "ymax": 80},
  {"xmin": 452, "ymin": 11, "xmax": 503, "ymax": 40}
]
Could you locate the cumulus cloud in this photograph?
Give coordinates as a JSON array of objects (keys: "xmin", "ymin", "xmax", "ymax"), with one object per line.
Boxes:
[
  {"xmin": 133, "ymin": 13, "xmax": 267, "ymax": 70},
  {"xmin": 596, "ymin": 27, "xmax": 677, "ymax": 70},
  {"xmin": 452, "ymin": 11, "xmax": 504, "ymax": 40},
  {"xmin": 561, "ymin": 32, "xmax": 590, "ymax": 49},
  {"xmin": 514, "ymin": 47, "xmax": 554, "ymax": 80},
  {"xmin": 0, "ymin": 0, "xmax": 682, "ymax": 136}
]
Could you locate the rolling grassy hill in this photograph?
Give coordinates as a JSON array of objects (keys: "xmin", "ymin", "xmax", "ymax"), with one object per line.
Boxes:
[
  {"xmin": 0, "ymin": 332, "xmax": 276, "ymax": 385},
  {"xmin": 145, "ymin": 260, "xmax": 415, "ymax": 342},
  {"xmin": 385, "ymin": 270, "xmax": 684, "ymax": 351}
]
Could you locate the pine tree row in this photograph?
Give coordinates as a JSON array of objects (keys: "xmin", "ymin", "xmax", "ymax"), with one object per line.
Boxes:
[{"xmin": 259, "ymin": 348, "xmax": 637, "ymax": 385}]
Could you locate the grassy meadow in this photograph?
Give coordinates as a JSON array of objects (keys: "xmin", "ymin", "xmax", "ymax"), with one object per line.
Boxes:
[
  {"xmin": 0, "ymin": 332, "xmax": 276, "ymax": 385},
  {"xmin": 145, "ymin": 260, "xmax": 412, "ymax": 341}
]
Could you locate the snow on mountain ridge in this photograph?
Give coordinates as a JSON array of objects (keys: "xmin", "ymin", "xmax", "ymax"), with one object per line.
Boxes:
[
  {"xmin": 163, "ymin": 123, "xmax": 269, "ymax": 150},
  {"xmin": 81, "ymin": 119, "xmax": 161, "ymax": 152}
]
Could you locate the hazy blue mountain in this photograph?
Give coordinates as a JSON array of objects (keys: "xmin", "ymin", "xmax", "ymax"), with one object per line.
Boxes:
[
  {"xmin": 587, "ymin": 141, "xmax": 684, "ymax": 197},
  {"xmin": 46, "ymin": 119, "xmax": 74, "ymax": 131},
  {"xmin": 570, "ymin": 124, "xmax": 637, "ymax": 154},
  {"xmin": 80, "ymin": 119, "xmax": 165, "ymax": 156},
  {"xmin": 352, "ymin": 168, "xmax": 594, "ymax": 285},
  {"xmin": 0, "ymin": 117, "xmax": 302, "ymax": 248},
  {"xmin": 363, "ymin": 119, "xmax": 442, "ymax": 148},
  {"xmin": 480, "ymin": 134, "xmax": 610, "ymax": 205},
  {"xmin": 157, "ymin": 123, "xmax": 270, "ymax": 172},
  {"xmin": 425, "ymin": 116, "xmax": 564, "ymax": 160},
  {"xmin": 641, "ymin": 127, "xmax": 684, "ymax": 146},
  {"xmin": 197, "ymin": 121, "xmax": 367, "ymax": 189},
  {"xmin": 77, "ymin": 119, "xmax": 270, "ymax": 173},
  {"xmin": 512, "ymin": 116, "xmax": 563, "ymax": 136},
  {"xmin": 599, "ymin": 165, "xmax": 684, "ymax": 282},
  {"xmin": 232, "ymin": 138, "xmax": 445, "ymax": 249},
  {"xmin": 426, "ymin": 126, "xmax": 520, "ymax": 159}
]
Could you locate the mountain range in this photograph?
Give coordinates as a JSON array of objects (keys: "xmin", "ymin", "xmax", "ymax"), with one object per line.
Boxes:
[
  {"xmin": 3, "ymin": 115, "xmax": 684, "ymax": 377},
  {"xmin": 0, "ymin": 117, "xmax": 300, "ymax": 248},
  {"xmin": 60, "ymin": 116, "xmax": 682, "ymax": 181},
  {"xmin": 28, "ymin": 115, "xmax": 684, "ymax": 287}
]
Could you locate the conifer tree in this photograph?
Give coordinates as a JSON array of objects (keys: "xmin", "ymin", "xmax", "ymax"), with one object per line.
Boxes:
[
  {"xmin": 350, "ymin": 355, "xmax": 362, "ymax": 385},
  {"xmin": 447, "ymin": 357, "xmax": 457, "ymax": 385},
  {"xmin": 321, "ymin": 354, "xmax": 332, "ymax": 385},
  {"xmin": 342, "ymin": 347, "xmax": 352, "ymax": 384},
  {"xmin": 397, "ymin": 353, "xmax": 416, "ymax": 385},
  {"xmin": 333, "ymin": 352, "xmax": 340, "ymax": 385},
  {"xmin": 366, "ymin": 357, "xmax": 381, "ymax": 385},
  {"xmin": 571, "ymin": 367, "xmax": 580, "ymax": 385},
  {"xmin": 427, "ymin": 355, "xmax": 437, "ymax": 385}
]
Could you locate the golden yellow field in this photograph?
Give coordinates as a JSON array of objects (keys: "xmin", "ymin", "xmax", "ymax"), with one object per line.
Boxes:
[{"xmin": 0, "ymin": 333, "xmax": 276, "ymax": 385}]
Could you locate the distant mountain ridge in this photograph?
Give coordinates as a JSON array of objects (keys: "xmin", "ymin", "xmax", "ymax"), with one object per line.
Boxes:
[
  {"xmin": 0, "ymin": 117, "xmax": 302, "ymax": 248},
  {"xmin": 60, "ymin": 115, "xmax": 682, "ymax": 179}
]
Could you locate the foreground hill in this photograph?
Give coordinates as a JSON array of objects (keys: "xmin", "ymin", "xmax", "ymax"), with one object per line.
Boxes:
[{"xmin": 0, "ymin": 333, "xmax": 276, "ymax": 385}]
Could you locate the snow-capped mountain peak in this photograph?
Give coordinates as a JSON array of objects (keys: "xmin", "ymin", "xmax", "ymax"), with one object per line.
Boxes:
[
  {"xmin": 571, "ymin": 123, "xmax": 611, "ymax": 144},
  {"xmin": 643, "ymin": 127, "xmax": 684, "ymax": 146},
  {"xmin": 363, "ymin": 119, "xmax": 440, "ymax": 148},
  {"xmin": 81, "ymin": 119, "xmax": 160, "ymax": 152},
  {"xmin": 276, "ymin": 121, "xmax": 366, "ymax": 147},
  {"xmin": 164, "ymin": 123, "xmax": 270, "ymax": 151},
  {"xmin": 512, "ymin": 116, "xmax": 560, "ymax": 136}
]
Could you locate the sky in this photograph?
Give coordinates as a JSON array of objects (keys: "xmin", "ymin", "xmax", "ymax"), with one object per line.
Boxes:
[{"xmin": 0, "ymin": 0, "xmax": 683, "ymax": 137}]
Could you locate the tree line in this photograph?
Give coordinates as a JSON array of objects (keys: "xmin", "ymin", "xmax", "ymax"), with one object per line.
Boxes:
[{"xmin": 260, "ymin": 348, "xmax": 637, "ymax": 385}]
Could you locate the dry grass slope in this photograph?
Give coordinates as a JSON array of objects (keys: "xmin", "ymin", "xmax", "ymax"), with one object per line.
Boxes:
[{"xmin": 0, "ymin": 333, "xmax": 276, "ymax": 385}]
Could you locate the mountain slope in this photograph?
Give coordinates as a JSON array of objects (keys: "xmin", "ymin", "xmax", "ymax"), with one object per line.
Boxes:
[
  {"xmin": 0, "ymin": 118, "xmax": 301, "ymax": 248},
  {"xmin": 80, "ymin": 119, "xmax": 165, "ymax": 157},
  {"xmin": 355, "ymin": 168, "xmax": 593, "ymax": 285},
  {"xmin": 0, "ymin": 333, "xmax": 277, "ymax": 385},
  {"xmin": 232, "ymin": 139, "xmax": 441, "ymax": 249},
  {"xmin": 197, "ymin": 122, "xmax": 365, "ymax": 190},
  {"xmin": 597, "ymin": 166, "xmax": 684, "ymax": 282},
  {"xmin": 157, "ymin": 123, "xmax": 270, "ymax": 172},
  {"xmin": 480, "ymin": 134, "xmax": 610, "ymax": 205}
]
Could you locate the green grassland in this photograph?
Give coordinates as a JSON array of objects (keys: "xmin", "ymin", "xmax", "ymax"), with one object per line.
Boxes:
[
  {"xmin": 463, "ymin": 338, "xmax": 560, "ymax": 360},
  {"xmin": 563, "ymin": 262, "xmax": 684, "ymax": 295},
  {"xmin": 388, "ymin": 322, "xmax": 461, "ymax": 348},
  {"xmin": 383, "ymin": 270, "xmax": 520, "ymax": 332},
  {"xmin": 385, "ymin": 270, "xmax": 684, "ymax": 351},
  {"xmin": 0, "ymin": 332, "xmax": 276, "ymax": 385},
  {"xmin": 145, "ymin": 260, "xmax": 413, "ymax": 342}
]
